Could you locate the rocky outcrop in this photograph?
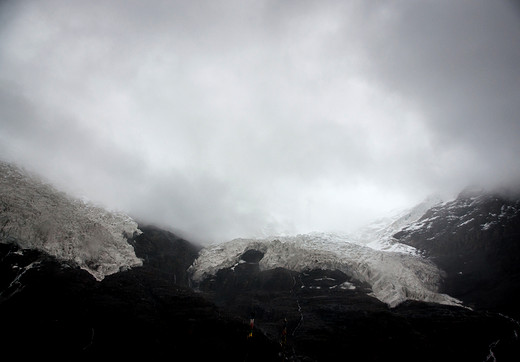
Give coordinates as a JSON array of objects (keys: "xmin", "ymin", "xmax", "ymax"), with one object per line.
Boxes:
[
  {"xmin": 394, "ymin": 191, "xmax": 520, "ymax": 316},
  {"xmin": 131, "ymin": 224, "xmax": 200, "ymax": 287}
]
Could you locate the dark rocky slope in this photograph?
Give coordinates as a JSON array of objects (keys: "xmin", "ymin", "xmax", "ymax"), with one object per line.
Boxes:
[
  {"xmin": 131, "ymin": 224, "xmax": 200, "ymax": 287},
  {"xmin": 394, "ymin": 191, "xmax": 520, "ymax": 318},
  {"xmin": 195, "ymin": 248, "xmax": 520, "ymax": 361},
  {"xmin": 0, "ymin": 235, "xmax": 280, "ymax": 361}
]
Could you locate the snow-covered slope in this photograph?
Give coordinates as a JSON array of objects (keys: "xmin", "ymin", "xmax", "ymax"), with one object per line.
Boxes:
[
  {"xmin": 396, "ymin": 192, "xmax": 520, "ymax": 244},
  {"xmin": 349, "ymin": 195, "xmax": 443, "ymax": 254},
  {"xmin": 0, "ymin": 162, "xmax": 142, "ymax": 280},
  {"xmin": 189, "ymin": 232, "xmax": 462, "ymax": 308},
  {"xmin": 392, "ymin": 190, "xmax": 520, "ymax": 314}
]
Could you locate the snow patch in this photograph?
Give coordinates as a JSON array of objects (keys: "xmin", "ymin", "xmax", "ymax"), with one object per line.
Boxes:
[
  {"xmin": 481, "ymin": 222, "xmax": 496, "ymax": 231},
  {"xmin": 331, "ymin": 281, "xmax": 356, "ymax": 290},
  {"xmin": 458, "ymin": 218, "xmax": 474, "ymax": 227}
]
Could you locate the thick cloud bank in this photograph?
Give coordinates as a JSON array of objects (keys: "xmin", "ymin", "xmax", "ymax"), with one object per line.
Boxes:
[{"xmin": 1, "ymin": 0, "xmax": 519, "ymax": 242}]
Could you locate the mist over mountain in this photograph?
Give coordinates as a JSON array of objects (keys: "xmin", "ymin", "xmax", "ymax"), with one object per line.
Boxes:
[{"xmin": 1, "ymin": 160, "xmax": 520, "ymax": 360}]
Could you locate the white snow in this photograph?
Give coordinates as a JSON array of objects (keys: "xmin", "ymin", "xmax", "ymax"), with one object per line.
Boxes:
[
  {"xmin": 347, "ymin": 194, "xmax": 443, "ymax": 255},
  {"xmin": 330, "ymin": 281, "xmax": 356, "ymax": 290},
  {"xmin": 0, "ymin": 162, "xmax": 142, "ymax": 280},
  {"xmin": 481, "ymin": 222, "xmax": 496, "ymax": 231},
  {"xmin": 189, "ymin": 232, "xmax": 462, "ymax": 308},
  {"xmin": 457, "ymin": 218, "xmax": 474, "ymax": 227}
]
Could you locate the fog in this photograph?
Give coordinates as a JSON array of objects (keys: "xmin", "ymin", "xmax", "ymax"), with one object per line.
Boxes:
[{"xmin": 1, "ymin": 0, "xmax": 519, "ymax": 243}]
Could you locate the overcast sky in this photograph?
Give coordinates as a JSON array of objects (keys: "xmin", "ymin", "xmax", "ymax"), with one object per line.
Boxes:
[{"xmin": 1, "ymin": 0, "xmax": 519, "ymax": 243}]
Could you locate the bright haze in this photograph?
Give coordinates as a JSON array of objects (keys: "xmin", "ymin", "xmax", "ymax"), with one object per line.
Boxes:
[{"xmin": 1, "ymin": 0, "xmax": 519, "ymax": 244}]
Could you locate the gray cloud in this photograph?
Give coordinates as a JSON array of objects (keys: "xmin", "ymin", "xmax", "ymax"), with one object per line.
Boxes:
[
  {"xmin": 353, "ymin": 0, "xmax": 520, "ymax": 188},
  {"xmin": 1, "ymin": 0, "xmax": 519, "ymax": 242}
]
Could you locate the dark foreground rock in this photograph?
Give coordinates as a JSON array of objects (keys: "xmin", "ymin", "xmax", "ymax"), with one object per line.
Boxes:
[
  {"xmin": 196, "ymin": 249, "xmax": 520, "ymax": 361},
  {"xmin": 0, "ymin": 242, "xmax": 279, "ymax": 361}
]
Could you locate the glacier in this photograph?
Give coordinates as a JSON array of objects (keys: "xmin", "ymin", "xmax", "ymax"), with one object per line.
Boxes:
[
  {"xmin": 189, "ymin": 232, "xmax": 462, "ymax": 308},
  {"xmin": 189, "ymin": 195, "xmax": 462, "ymax": 308},
  {"xmin": 0, "ymin": 162, "xmax": 142, "ymax": 280}
]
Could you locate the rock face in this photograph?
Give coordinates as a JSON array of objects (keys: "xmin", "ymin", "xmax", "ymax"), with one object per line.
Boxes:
[
  {"xmin": 394, "ymin": 191, "xmax": 520, "ymax": 317},
  {"xmin": 131, "ymin": 224, "xmax": 200, "ymax": 287}
]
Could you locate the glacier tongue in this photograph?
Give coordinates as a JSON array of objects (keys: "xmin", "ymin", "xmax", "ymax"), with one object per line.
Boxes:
[
  {"xmin": 0, "ymin": 162, "xmax": 142, "ymax": 280},
  {"xmin": 190, "ymin": 233, "xmax": 462, "ymax": 308}
]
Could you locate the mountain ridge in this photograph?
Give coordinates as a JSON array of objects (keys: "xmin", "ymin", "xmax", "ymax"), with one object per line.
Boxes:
[
  {"xmin": 1, "ymin": 160, "xmax": 520, "ymax": 360},
  {"xmin": 394, "ymin": 191, "xmax": 520, "ymax": 318}
]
